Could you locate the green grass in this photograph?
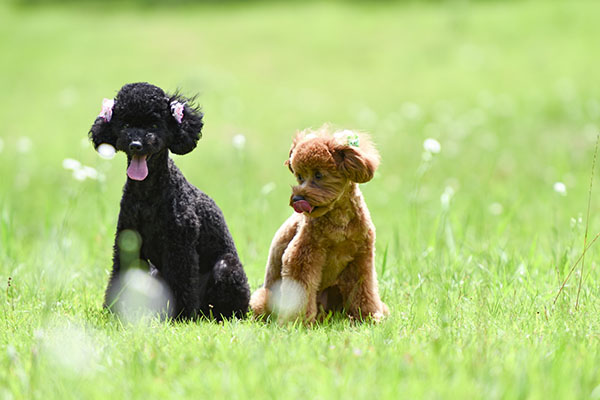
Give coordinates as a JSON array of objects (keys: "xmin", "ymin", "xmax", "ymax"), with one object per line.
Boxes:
[{"xmin": 2, "ymin": 1, "xmax": 600, "ymax": 398}]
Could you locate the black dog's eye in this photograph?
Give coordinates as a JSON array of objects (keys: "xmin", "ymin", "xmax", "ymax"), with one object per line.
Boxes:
[
  {"xmin": 151, "ymin": 124, "xmax": 158, "ymax": 130},
  {"xmin": 314, "ymin": 171, "xmax": 323, "ymax": 180},
  {"xmin": 123, "ymin": 123, "xmax": 129, "ymax": 129}
]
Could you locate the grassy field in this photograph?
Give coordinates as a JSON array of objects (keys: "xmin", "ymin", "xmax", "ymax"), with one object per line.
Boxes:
[{"xmin": 2, "ymin": 0, "xmax": 600, "ymax": 398}]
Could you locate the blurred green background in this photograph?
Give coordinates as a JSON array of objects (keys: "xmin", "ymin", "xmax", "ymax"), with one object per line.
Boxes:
[{"xmin": 2, "ymin": 0, "xmax": 600, "ymax": 398}]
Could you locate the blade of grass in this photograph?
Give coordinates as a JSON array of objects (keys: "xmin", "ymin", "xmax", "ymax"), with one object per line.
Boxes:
[
  {"xmin": 576, "ymin": 133, "xmax": 599, "ymax": 309},
  {"xmin": 554, "ymin": 230, "xmax": 600, "ymax": 305}
]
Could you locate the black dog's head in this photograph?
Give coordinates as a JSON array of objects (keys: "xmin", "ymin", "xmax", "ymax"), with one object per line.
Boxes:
[{"xmin": 89, "ymin": 82, "xmax": 204, "ymax": 181}]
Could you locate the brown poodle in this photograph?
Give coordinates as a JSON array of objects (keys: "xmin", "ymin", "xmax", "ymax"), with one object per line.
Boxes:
[{"xmin": 250, "ymin": 125, "xmax": 389, "ymax": 323}]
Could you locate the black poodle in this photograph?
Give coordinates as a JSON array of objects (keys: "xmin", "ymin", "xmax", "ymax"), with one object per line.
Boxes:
[{"xmin": 89, "ymin": 82, "xmax": 250, "ymax": 320}]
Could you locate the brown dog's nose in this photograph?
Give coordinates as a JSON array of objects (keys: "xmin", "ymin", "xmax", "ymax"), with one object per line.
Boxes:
[
  {"xmin": 129, "ymin": 141, "xmax": 143, "ymax": 151},
  {"xmin": 292, "ymin": 195, "xmax": 305, "ymax": 203}
]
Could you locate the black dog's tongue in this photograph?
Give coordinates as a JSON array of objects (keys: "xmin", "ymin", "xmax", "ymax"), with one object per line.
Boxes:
[
  {"xmin": 127, "ymin": 155, "xmax": 148, "ymax": 181},
  {"xmin": 293, "ymin": 200, "xmax": 313, "ymax": 214}
]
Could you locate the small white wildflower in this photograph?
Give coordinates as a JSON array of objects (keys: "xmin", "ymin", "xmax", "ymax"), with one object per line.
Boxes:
[
  {"xmin": 261, "ymin": 182, "xmax": 276, "ymax": 195},
  {"xmin": 62, "ymin": 158, "xmax": 82, "ymax": 171},
  {"xmin": 553, "ymin": 182, "xmax": 567, "ymax": 196},
  {"xmin": 81, "ymin": 166, "xmax": 99, "ymax": 180},
  {"xmin": 357, "ymin": 106, "xmax": 378, "ymax": 127},
  {"xmin": 401, "ymin": 102, "xmax": 422, "ymax": 120},
  {"xmin": 232, "ymin": 134, "xmax": 246, "ymax": 150},
  {"xmin": 440, "ymin": 186, "xmax": 455, "ymax": 210},
  {"xmin": 72, "ymin": 169, "xmax": 88, "ymax": 181},
  {"xmin": 58, "ymin": 87, "xmax": 78, "ymax": 109},
  {"xmin": 489, "ymin": 202, "xmax": 504, "ymax": 215},
  {"xmin": 423, "ymin": 138, "xmax": 441, "ymax": 154},
  {"xmin": 16, "ymin": 137, "xmax": 32, "ymax": 153}
]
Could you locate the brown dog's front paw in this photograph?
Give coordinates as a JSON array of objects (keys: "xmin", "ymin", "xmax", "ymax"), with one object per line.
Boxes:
[
  {"xmin": 249, "ymin": 287, "xmax": 270, "ymax": 317},
  {"xmin": 381, "ymin": 302, "xmax": 390, "ymax": 317},
  {"xmin": 369, "ymin": 302, "xmax": 390, "ymax": 323}
]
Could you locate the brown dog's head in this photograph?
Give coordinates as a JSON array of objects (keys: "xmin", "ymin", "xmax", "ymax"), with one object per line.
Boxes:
[{"xmin": 285, "ymin": 125, "xmax": 380, "ymax": 217}]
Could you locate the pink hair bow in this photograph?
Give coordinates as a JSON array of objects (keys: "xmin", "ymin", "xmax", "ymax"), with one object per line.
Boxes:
[
  {"xmin": 170, "ymin": 101, "xmax": 185, "ymax": 124},
  {"xmin": 98, "ymin": 98, "xmax": 115, "ymax": 122}
]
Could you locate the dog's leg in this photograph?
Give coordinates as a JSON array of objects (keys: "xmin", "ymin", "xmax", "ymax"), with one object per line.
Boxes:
[
  {"xmin": 103, "ymin": 238, "xmax": 123, "ymax": 310},
  {"xmin": 103, "ymin": 208, "xmax": 139, "ymax": 310},
  {"xmin": 157, "ymin": 251, "xmax": 202, "ymax": 319},
  {"xmin": 280, "ymin": 233, "xmax": 325, "ymax": 323},
  {"xmin": 338, "ymin": 245, "xmax": 389, "ymax": 322},
  {"xmin": 202, "ymin": 254, "xmax": 251, "ymax": 320},
  {"xmin": 250, "ymin": 215, "xmax": 299, "ymax": 318}
]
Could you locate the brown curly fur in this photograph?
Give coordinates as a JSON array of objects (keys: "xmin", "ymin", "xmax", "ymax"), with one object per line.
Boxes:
[{"xmin": 250, "ymin": 125, "xmax": 389, "ymax": 323}]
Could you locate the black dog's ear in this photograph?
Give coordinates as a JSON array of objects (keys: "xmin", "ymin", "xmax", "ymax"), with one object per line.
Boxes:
[
  {"xmin": 89, "ymin": 117, "xmax": 117, "ymax": 149},
  {"xmin": 167, "ymin": 93, "xmax": 204, "ymax": 155},
  {"xmin": 89, "ymin": 98, "xmax": 117, "ymax": 149}
]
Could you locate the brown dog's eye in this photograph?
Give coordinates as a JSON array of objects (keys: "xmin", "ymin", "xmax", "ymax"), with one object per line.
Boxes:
[
  {"xmin": 297, "ymin": 174, "xmax": 304, "ymax": 183},
  {"xmin": 314, "ymin": 171, "xmax": 323, "ymax": 180}
]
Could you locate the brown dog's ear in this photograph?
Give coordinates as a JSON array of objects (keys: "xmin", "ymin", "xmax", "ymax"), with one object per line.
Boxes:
[
  {"xmin": 284, "ymin": 159, "xmax": 293, "ymax": 173},
  {"xmin": 284, "ymin": 130, "xmax": 307, "ymax": 173},
  {"xmin": 330, "ymin": 132, "xmax": 380, "ymax": 183}
]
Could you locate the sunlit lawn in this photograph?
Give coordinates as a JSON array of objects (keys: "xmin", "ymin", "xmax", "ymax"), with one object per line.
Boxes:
[{"xmin": 2, "ymin": 1, "xmax": 600, "ymax": 398}]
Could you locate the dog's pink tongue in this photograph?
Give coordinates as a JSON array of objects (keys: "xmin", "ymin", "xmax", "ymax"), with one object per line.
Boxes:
[
  {"xmin": 293, "ymin": 200, "xmax": 313, "ymax": 214},
  {"xmin": 127, "ymin": 155, "xmax": 148, "ymax": 181}
]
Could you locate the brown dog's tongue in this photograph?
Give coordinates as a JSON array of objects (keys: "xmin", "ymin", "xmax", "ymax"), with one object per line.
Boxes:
[
  {"xmin": 293, "ymin": 200, "xmax": 313, "ymax": 214},
  {"xmin": 127, "ymin": 155, "xmax": 148, "ymax": 181}
]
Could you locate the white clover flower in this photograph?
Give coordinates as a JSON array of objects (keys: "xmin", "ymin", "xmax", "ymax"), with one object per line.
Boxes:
[
  {"xmin": 81, "ymin": 166, "xmax": 99, "ymax": 180},
  {"xmin": 553, "ymin": 182, "xmax": 567, "ymax": 196},
  {"xmin": 423, "ymin": 138, "xmax": 441, "ymax": 154},
  {"xmin": 232, "ymin": 134, "xmax": 246, "ymax": 150},
  {"xmin": 97, "ymin": 143, "xmax": 116, "ymax": 159},
  {"xmin": 16, "ymin": 137, "xmax": 32, "ymax": 153},
  {"xmin": 261, "ymin": 182, "xmax": 276, "ymax": 196},
  {"xmin": 72, "ymin": 169, "xmax": 88, "ymax": 181},
  {"xmin": 401, "ymin": 102, "xmax": 422, "ymax": 120},
  {"xmin": 64, "ymin": 158, "xmax": 103, "ymax": 182},
  {"xmin": 357, "ymin": 106, "xmax": 378, "ymax": 127},
  {"xmin": 62, "ymin": 158, "xmax": 82, "ymax": 171},
  {"xmin": 440, "ymin": 186, "xmax": 455, "ymax": 210},
  {"xmin": 489, "ymin": 202, "xmax": 504, "ymax": 215}
]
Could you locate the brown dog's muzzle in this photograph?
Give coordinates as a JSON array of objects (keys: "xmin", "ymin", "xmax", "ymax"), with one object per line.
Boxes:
[{"xmin": 290, "ymin": 194, "xmax": 313, "ymax": 213}]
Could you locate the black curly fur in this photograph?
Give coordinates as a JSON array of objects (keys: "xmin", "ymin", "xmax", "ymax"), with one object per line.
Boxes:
[{"xmin": 89, "ymin": 82, "xmax": 250, "ymax": 321}]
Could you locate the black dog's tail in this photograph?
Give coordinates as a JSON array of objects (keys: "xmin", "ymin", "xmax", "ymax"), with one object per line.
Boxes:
[{"xmin": 202, "ymin": 254, "xmax": 251, "ymax": 320}]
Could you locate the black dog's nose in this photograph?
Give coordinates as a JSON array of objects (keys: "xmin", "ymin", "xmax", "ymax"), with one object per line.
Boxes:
[
  {"xmin": 292, "ymin": 195, "xmax": 305, "ymax": 203},
  {"xmin": 129, "ymin": 141, "xmax": 143, "ymax": 151}
]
